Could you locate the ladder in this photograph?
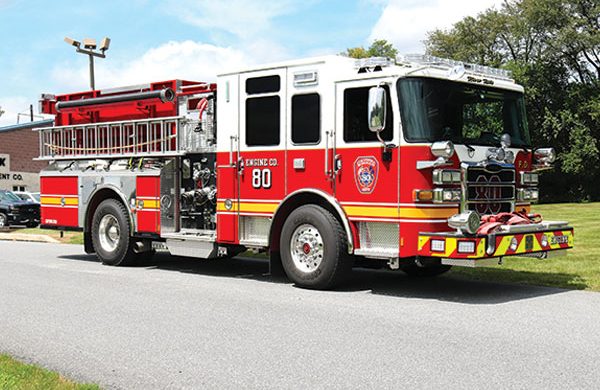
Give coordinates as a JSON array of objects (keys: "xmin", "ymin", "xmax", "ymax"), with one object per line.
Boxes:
[{"xmin": 35, "ymin": 116, "xmax": 185, "ymax": 160}]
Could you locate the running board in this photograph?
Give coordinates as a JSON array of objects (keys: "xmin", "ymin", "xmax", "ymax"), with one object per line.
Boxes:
[{"xmin": 162, "ymin": 232, "xmax": 217, "ymax": 259}]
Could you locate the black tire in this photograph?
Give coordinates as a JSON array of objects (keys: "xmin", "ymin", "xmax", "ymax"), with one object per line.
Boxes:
[
  {"xmin": 26, "ymin": 221, "xmax": 38, "ymax": 228},
  {"xmin": 0, "ymin": 212, "xmax": 8, "ymax": 228},
  {"xmin": 280, "ymin": 205, "xmax": 352, "ymax": 289},
  {"xmin": 400, "ymin": 259, "xmax": 452, "ymax": 277},
  {"xmin": 91, "ymin": 199, "xmax": 136, "ymax": 266}
]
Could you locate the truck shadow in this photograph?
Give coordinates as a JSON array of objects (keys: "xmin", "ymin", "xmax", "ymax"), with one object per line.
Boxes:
[{"xmin": 60, "ymin": 251, "xmax": 584, "ymax": 305}]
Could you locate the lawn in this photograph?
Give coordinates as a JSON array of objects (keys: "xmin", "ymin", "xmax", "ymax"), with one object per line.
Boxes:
[
  {"xmin": 0, "ymin": 354, "xmax": 99, "ymax": 390},
  {"xmin": 451, "ymin": 202, "xmax": 600, "ymax": 291},
  {"xmin": 5, "ymin": 227, "xmax": 84, "ymax": 245}
]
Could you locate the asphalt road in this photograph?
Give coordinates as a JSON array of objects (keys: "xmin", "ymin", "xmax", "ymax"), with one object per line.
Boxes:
[{"xmin": 1, "ymin": 241, "xmax": 599, "ymax": 389}]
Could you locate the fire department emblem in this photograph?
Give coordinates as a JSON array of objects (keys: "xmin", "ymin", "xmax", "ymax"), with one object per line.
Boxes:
[{"xmin": 354, "ymin": 156, "xmax": 379, "ymax": 194}]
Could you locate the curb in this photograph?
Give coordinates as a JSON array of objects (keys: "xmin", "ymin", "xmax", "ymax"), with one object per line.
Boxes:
[{"xmin": 0, "ymin": 232, "xmax": 60, "ymax": 244}]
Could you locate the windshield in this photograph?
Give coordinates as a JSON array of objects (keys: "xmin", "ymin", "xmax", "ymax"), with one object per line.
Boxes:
[
  {"xmin": 397, "ymin": 77, "xmax": 531, "ymax": 147},
  {"xmin": 32, "ymin": 193, "xmax": 40, "ymax": 202},
  {"xmin": 0, "ymin": 191, "xmax": 21, "ymax": 202}
]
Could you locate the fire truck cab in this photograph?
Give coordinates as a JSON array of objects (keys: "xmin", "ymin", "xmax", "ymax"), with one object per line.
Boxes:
[{"xmin": 37, "ymin": 55, "xmax": 573, "ymax": 289}]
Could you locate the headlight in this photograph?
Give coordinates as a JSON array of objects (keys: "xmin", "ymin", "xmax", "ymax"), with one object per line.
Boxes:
[
  {"xmin": 520, "ymin": 171, "xmax": 539, "ymax": 186},
  {"xmin": 534, "ymin": 148, "xmax": 556, "ymax": 164},
  {"xmin": 432, "ymin": 169, "xmax": 461, "ymax": 185},
  {"xmin": 517, "ymin": 188, "xmax": 539, "ymax": 202},
  {"xmin": 431, "ymin": 141, "xmax": 455, "ymax": 158},
  {"xmin": 433, "ymin": 188, "xmax": 461, "ymax": 203}
]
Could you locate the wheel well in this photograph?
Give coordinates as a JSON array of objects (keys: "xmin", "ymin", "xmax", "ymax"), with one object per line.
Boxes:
[
  {"xmin": 84, "ymin": 188, "xmax": 132, "ymax": 254},
  {"xmin": 84, "ymin": 188, "xmax": 132, "ymax": 233},
  {"xmin": 268, "ymin": 192, "xmax": 351, "ymax": 253}
]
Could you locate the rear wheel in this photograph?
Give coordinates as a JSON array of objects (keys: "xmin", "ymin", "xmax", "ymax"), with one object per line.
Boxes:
[
  {"xmin": 91, "ymin": 199, "xmax": 136, "ymax": 266},
  {"xmin": 280, "ymin": 205, "xmax": 351, "ymax": 289}
]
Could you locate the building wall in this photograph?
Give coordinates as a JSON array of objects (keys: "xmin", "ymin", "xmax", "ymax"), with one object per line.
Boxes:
[
  {"xmin": 0, "ymin": 125, "xmax": 49, "ymax": 192},
  {"xmin": 0, "ymin": 126, "xmax": 47, "ymax": 172}
]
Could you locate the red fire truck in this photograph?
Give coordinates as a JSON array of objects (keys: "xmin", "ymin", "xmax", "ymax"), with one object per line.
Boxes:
[{"xmin": 36, "ymin": 55, "xmax": 573, "ymax": 289}]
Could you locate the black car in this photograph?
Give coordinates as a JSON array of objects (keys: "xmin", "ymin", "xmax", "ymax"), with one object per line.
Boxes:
[{"xmin": 0, "ymin": 190, "xmax": 40, "ymax": 228}]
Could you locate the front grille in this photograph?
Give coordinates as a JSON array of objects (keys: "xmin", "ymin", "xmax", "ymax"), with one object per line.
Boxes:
[{"xmin": 464, "ymin": 164, "xmax": 515, "ymax": 215}]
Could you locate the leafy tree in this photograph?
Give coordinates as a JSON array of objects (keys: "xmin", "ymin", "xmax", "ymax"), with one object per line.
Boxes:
[
  {"xmin": 425, "ymin": 0, "xmax": 600, "ymax": 202},
  {"xmin": 0, "ymin": 106, "xmax": 4, "ymax": 118},
  {"xmin": 343, "ymin": 39, "xmax": 398, "ymax": 59}
]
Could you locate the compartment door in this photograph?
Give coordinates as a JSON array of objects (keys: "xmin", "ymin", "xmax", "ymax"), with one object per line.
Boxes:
[
  {"xmin": 40, "ymin": 176, "xmax": 80, "ymax": 228},
  {"xmin": 136, "ymin": 176, "xmax": 160, "ymax": 234}
]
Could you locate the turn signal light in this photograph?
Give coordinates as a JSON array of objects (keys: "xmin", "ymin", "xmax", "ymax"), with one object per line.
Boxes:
[{"xmin": 414, "ymin": 190, "xmax": 434, "ymax": 202}]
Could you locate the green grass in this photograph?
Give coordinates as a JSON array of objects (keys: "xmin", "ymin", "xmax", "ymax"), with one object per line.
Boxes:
[
  {"xmin": 451, "ymin": 202, "xmax": 600, "ymax": 291},
  {"xmin": 7, "ymin": 227, "xmax": 83, "ymax": 245},
  {"xmin": 0, "ymin": 354, "xmax": 99, "ymax": 390}
]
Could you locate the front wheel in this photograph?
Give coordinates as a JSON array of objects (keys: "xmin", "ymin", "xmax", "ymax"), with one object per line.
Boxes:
[
  {"xmin": 91, "ymin": 199, "xmax": 136, "ymax": 266},
  {"xmin": 280, "ymin": 205, "xmax": 352, "ymax": 289}
]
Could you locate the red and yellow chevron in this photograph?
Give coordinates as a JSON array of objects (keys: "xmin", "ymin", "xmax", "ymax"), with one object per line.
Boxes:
[{"xmin": 418, "ymin": 229, "xmax": 573, "ymax": 259}]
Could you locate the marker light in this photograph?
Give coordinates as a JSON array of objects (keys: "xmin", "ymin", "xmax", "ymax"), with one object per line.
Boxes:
[{"xmin": 510, "ymin": 237, "xmax": 518, "ymax": 251}]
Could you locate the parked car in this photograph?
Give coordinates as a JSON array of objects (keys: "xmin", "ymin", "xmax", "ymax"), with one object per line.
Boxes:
[
  {"xmin": 0, "ymin": 190, "xmax": 40, "ymax": 228},
  {"xmin": 14, "ymin": 191, "xmax": 41, "ymax": 204}
]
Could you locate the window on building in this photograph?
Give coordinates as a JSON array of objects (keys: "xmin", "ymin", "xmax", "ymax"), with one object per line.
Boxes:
[
  {"xmin": 246, "ymin": 96, "xmax": 280, "ymax": 146},
  {"xmin": 343, "ymin": 86, "xmax": 393, "ymax": 143},
  {"xmin": 12, "ymin": 186, "xmax": 25, "ymax": 192},
  {"xmin": 246, "ymin": 76, "xmax": 280, "ymax": 94},
  {"xmin": 292, "ymin": 93, "xmax": 320, "ymax": 144}
]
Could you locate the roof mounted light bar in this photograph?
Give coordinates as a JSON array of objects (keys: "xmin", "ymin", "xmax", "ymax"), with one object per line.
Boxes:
[
  {"xmin": 400, "ymin": 54, "xmax": 513, "ymax": 81},
  {"xmin": 354, "ymin": 57, "xmax": 395, "ymax": 72}
]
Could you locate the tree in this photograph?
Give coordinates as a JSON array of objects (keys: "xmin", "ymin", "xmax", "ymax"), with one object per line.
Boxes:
[
  {"xmin": 343, "ymin": 39, "xmax": 398, "ymax": 59},
  {"xmin": 425, "ymin": 0, "xmax": 600, "ymax": 202},
  {"xmin": 0, "ymin": 106, "xmax": 4, "ymax": 118}
]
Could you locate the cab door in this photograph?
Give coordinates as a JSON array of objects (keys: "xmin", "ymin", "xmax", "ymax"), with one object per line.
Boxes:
[
  {"xmin": 334, "ymin": 79, "xmax": 401, "ymax": 256},
  {"xmin": 237, "ymin": 69, "xmax": 287, "ymax": 245},
  {"xmin": 285, "ymin": 68, "xmax": 333, "ymax": 196}
]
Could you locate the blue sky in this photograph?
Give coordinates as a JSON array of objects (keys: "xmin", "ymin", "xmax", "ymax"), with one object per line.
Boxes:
[{"xmin": 0, "ymin": 0, "xmax": 501, "ymax": 126}]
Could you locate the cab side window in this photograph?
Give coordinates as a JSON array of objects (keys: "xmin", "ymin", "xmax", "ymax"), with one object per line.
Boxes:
[
  {"xmin": 246, "ymin": 75, "xmax": 280, "ymax": 146},
  {"xmin": 291, "ymin": 93, "xmax": 320, "ymax": 144},
  {"xmin": 343, "ymin": 85, "xmax": 393, "ymax": 143}
]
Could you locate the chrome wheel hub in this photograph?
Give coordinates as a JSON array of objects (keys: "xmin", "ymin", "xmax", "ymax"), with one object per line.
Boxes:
[
  {"xmin": 98, "ymin": 214, "xmax": 120, "ymax": 252},
  {"xmin": 290, "ymin": 224, "xmax": 324, "ymax": 273},
  {"xmin": 0, "ymin": 215, "xmax": 5, "ymax": 227}
]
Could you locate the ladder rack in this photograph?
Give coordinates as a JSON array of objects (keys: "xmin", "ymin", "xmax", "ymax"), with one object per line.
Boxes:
[{"xmin": 35, "ymin": 116, "xmax": 185, "ymax": 160}]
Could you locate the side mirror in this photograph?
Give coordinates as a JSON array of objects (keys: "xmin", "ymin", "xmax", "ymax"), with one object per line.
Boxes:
[{"xmin": 368, "ymin": 86, "xmax": 387, "ymax": 133}]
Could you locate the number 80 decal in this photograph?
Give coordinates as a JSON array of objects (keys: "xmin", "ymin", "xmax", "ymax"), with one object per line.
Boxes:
[{"xmin": 251, "ymin": 168, "xmax": 272, "ymax": 189}]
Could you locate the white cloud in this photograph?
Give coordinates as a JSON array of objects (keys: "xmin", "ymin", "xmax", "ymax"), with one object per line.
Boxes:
[
  {"xmin": 50, "ymin": 41, "xmax": 252, "ymax": 92},
  {"xmin": 0, "ymin": 96, "xmax": 52, "ymax": 127},
  {"xmin": 369, "ymin": 0, "xmax": 504, "ymax": 54},
  {"xmin": 164, "ymin": 0, "xmax": 297, "ymax": 39}
]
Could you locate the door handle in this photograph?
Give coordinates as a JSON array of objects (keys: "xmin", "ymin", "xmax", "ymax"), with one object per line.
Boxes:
[{"xmin": 237, "ymin": 157, "xmax": 245, "ymax": 175}]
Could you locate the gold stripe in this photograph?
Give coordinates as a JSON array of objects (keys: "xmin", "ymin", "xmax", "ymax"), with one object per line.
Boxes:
[
  {"xmin": 343, "ymin": 205, "xmax": 456, "ymax": 219},
  {"xmin": 40, "ymin": 196, "xmax": 79, "ymax": 206},
  {"xmin": 217, "ymin": 202, "xmax": 278, "ymax": 214}
]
